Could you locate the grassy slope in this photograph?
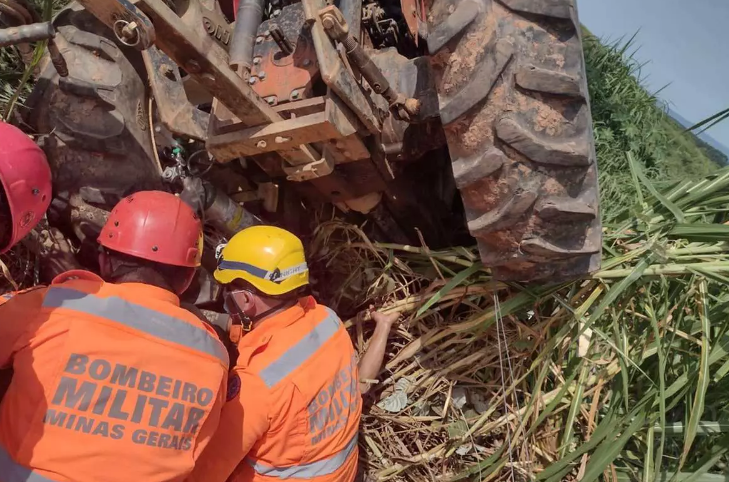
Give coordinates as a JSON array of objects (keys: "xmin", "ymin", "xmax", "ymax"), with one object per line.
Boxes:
[{"xmin": 583, "ymin": 32, "xmax": 724, "ymax": 222}]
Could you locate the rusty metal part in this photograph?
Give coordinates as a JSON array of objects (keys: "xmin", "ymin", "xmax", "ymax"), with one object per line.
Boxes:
[
  {"xmin": 338, "ymin": 0, "xmax": 362, "ymax": 39},
  {"xmin": 0, "ymin": 0, "xmax": 33, "ymax": 24},
  {"xmin": 207, "ymin": 95, "xmax": 365, "ymax": 161},
  {"xmin": 370, "ymin": 49, "xmax": 444, "ymax": 160},
  {"xmin": 362, "ymin": 3, "xmax": 398, "ymax": 49},
  {"xmin": 337, "ymin": 191, "xmax": 382, "ymax": 214},
  {"xmin": 302, "ymin": 0, "xmax": 381, "ymax": 135},
  {"xmin": 249, "ymin": 3, "xmax": 319, "ymax": 105},
  {"xmin": 270, "ymin": 24, "xmax": 293, "ymax": 56},
  {"xmin": 282, "ymin": 146, "xmax": 334, "ymax": 181},
  {"xmin": 201, "ymin": 15, "xmax": 231, "ymax": 49},
  {"xmin": 113, "ymin": 18, "xmax": 141, "ymax": 46},
  {"xmin": 47, "ymin": 40, "xmax": 68, "ymax": 77},
  {"xmin": 231, "ymin": 182, "xmax": 279, "ymax": 213},
  {"xmin": 26, "ymin": 11, "xmax": 164, "ymax": 227},
  {"xmin": 0, "ymin": 21, "xmax": 67, "ymax": 76},
  {"xmin": 319, "ymin": 5, "xmax": 421, "ymax": 123},
  {"xmin": 209, "ymin": 100, "xmax": 383, "ymax": 201},
  {"xmin": 142, "ymin": 46, "xmax": 209, "ymax": 140},
  {"xmin": 400, "ymin": 0, "xmax": 423, "ymax": 42},
  {"xmin": 75, "ymin": 0, "xmax": 155, "ymax": 50},
  {"xmin": 273, "ymin": 97, "xmax": 327, "ymax": 119},
  {"xmin": 0, "ymin": 21, "xmax": 53, "ymax": 47},
  {"xmin": 73, "ymin": 0, "xmax": 320, "ymax": 169},
  {"xmin": 229, "ymin": 0, "xmax": 264, "ymax": 70},
  {"xmin": 174, "ymin": 0, "xmax": 231, "ymax": 51}
]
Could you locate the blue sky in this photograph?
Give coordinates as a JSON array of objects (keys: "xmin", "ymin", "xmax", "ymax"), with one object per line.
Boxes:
[{"xmin": 577, "ymin": 0, "xmax": 729, "ymax": 145}]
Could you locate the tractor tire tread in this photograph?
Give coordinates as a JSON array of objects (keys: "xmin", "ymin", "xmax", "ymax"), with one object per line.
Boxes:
[
  {"xmin": 428, "ymin": 0, "xmax": 601, "ymax": 281},
  {"xmin": 26, "ymin": 5, "xmax": 161, "ymax": 201}
]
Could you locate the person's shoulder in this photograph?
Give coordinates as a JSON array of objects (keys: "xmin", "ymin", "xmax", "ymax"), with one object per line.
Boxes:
[
  {"xmin": 0, "ymin": 285, "xmax": 47, "ymax": 306},
  {"xmin": 51, "ymin": 270, "xmax": 104, "ymax": 285},
  {"xmin": 48, "ymin": 270, "xmax": 106, "ymax": 295},
  {"xmin": 308, "ymin": 299, "xmax": 341, "ymax": 321}
]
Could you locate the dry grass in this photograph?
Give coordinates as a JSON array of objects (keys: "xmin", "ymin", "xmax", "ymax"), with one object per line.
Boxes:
[{"xmin": 309, "ymin": 163, "xmax": 729, "ymax": 481}]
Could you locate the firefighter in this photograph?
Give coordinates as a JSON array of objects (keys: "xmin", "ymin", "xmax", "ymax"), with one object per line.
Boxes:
[
  {"xmin": 188, "ymin": 225, "xmax": 398, "ymax": 482},
  {"xmin": 0, "ymin": 190, "xmax": 229, "ymax": 482},
  {"xmin": 0, "ymin": 121, "xmax": 52, "ymax": 304}
]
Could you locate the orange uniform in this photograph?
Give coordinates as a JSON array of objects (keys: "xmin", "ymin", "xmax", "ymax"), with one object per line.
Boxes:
[
  {"xmin": 0, "ymin": 270, "xmax": 229, "ymax": 482},
  {"xmin": 189, "ymin": 296, "xmax": 361, "ymax": 482}
]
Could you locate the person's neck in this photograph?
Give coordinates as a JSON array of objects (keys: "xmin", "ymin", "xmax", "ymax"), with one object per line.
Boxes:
[
  {"xmin": 252, "ymin": 299, "xmax": 296, "ymax": 327},
  {"xmin": 110, "ymin": 269, "xmax": 173, "ymax": 293}
]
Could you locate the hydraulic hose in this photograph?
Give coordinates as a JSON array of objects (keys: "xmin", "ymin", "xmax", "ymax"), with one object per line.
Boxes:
[
  {"xmin": 0, "ymin": 21, "xmax": 52, "ymax": 48},
  {"xmin": 229, "ymin": 0, "xmax": 265, "ymax": 72}
]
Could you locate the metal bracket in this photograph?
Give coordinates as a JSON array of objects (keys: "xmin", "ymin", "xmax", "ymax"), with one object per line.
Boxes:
[
  {"xmin": 142, "ymin": 46, "xmax": 210, "ymax": 141},
  {"xmin": 74, "ymin": 0, "xmax": 323, "ymax": 170},
  {"xmin": 79, "ymin": 0, "xmax": 156, "ymax": 50},
  {"xmin": 302, "ymin": 0, "xmax": 381, "ymax": 135},
  {"xmin": 282, "ymin": 148, "xmax": 335, "ymax": 181},
  {"xmin": 319, "ymin": 5, "xmax": 421, "ymax": 123}
]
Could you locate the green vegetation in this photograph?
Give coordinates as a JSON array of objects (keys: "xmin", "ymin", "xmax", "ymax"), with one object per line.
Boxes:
[
  {"xmin": 0, "ymin": 0, "xmax": 57, "ymax": 119},
  {"xmin": 312, "ymin": 31, "xmax": 729, "ymax": 482},
  {"xmin": 583, "ymin": 32, "xmax": 725, "ymax": 222},
  {"xmin": 3, "ymin": 6, "xmax": 729, "ymax": 481},
  {"xmin": 314, "ymin": 164, "xmax": 729, "ymax": 479}
]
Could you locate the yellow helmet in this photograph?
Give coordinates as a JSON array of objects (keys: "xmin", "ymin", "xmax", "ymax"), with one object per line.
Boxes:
[{"xmin": 214, "ymin": 226, "xmax": 309, "ymax": 296}]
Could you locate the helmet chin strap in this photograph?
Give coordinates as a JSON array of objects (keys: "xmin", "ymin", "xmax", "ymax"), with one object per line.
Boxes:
[{"xmin": 225, "ymin": 291, "xmax": 298, "ymax": 342}]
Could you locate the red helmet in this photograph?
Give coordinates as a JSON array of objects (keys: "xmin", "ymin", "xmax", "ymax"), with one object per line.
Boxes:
[
  {"xmin": 0, "ymin": 122, "xmax": 52, "ymax": 254},
  {"xmin": 98, "ymin": 191, "xmax": 203, "ymax": 268}
]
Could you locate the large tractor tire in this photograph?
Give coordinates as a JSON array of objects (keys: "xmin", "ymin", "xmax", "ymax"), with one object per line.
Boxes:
[
  {"xmin": 428, "ymin": 0, "xmax": 601, "ymax": 281},
  {"xmin": 26, "ymin": 4, "xmax": 162, "ymax": 234}
]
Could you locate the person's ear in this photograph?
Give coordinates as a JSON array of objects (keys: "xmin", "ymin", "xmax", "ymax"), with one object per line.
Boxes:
[
  {"xmin": 231, "ymin": 289, "xmax": 256, "ymax": 313},
  {"xmin": 240, "ymin": 290, "xmax": 257, "ymax": 312}
]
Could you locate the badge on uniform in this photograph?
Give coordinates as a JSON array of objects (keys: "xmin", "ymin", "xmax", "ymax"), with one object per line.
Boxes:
[{"xmin": 227, "ymin": 373, "xmax": 241, "ymax": 401}]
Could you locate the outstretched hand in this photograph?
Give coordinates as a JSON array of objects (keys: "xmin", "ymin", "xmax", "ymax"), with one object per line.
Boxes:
[
  {"xmin": 359, "ymin": 308, "xmax": 400, "ymax": 394},
  {"xmin": 370, "ymin": 309, "xmax": 400, "ymax": 329}
]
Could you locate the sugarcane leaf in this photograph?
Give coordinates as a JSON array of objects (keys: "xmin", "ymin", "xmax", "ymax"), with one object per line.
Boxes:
[
  {"xmin": 415, "ymin": 263, "xmax": 483, "ymax": 318},
  {"xmin": 670, "ymin": 224, "xmax": 729, "ymax": 242},
  {"xmin": 580, "ymin": 411, "xmax": 648, "ymax": 482},
  {"xmin": 559, "ymin": 362, "xmax": 589, "ymax": 457},
  {"xmin": 645, "ymin": 296, "xmax": 667, "ymax": 479},
  {"xmin": 679, "ymin": 280, "xmax": 711, "ymax": 468},
  {"xmin": 627, "ymin": 152, "xmax": 685, "ymax": 223},
  {"xmin": 537, "ymin": 403, "xmax": 620, "ymax": 480},
  {"xmin": 583, "ymin": 257, "xmax": 651, "ymax": 336},
  {"xmin": 686, "ymin": 107, "xmax": 729, "ymax": 133},
  {"xmin": 677, "ymin": 433, "xmax": 729, "ymax": 482},
  {"xmin": 644, "ymin": 424, "xmax": 654, "ymax": 482}
]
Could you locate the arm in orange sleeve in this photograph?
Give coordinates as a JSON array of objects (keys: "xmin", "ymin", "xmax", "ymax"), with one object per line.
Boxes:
[
  {"xmin": 0, "ymin": 289, "xmax": 45, "ymax": 368},
  {"xmin": 186, "ymin": 369, "xmax": 271, "ymax": 482}
]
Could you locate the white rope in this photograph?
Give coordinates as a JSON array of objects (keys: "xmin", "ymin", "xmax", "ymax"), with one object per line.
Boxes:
[
  {"xmin": 494, "ymin": 292, "xmax": 532, "ymax": 480},
  {"xmin": 494, "ymin": 292, "xmax": 516, "ymax": 482}
]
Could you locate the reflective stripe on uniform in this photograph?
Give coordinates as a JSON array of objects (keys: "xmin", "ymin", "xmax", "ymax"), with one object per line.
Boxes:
[
  {"xmin": 258, "ymin": 308, "xmax": 340, "ymax": 389},
  {"xmin": 42, "ymin": 287, "xmax": 228, "ymax": 364},
  {"xmin": 0, "ymin": 444, "xmax": 60, "ymax": 482},
  {"xmin": 1, "ymin": 292, "xmax": 13, "ymax": 300},
  {"xmin": 247, "ymin": 432, "xmax": 358, "ymax": 479}
]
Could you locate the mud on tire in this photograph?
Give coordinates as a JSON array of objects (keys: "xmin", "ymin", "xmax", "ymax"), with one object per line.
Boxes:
[
  {"xmin": 428, "ymin": 0, "xmax": 601, "ymax": 281},
  {"xmin": 27, "ymin": 4, "xmax": 162, "ymax": 215}
]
